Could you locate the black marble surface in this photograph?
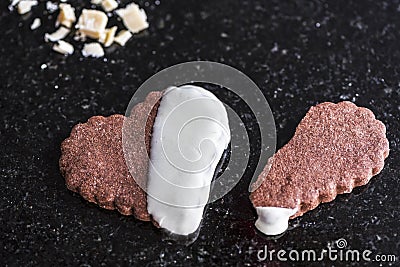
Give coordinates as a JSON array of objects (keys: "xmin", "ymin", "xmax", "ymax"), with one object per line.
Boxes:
[{"xmin": 1, "ymin": 0, "xmax": 399, "ymax": 266}]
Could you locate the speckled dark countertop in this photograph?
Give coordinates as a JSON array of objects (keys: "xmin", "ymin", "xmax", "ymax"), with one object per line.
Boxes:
[{"xmin": 0, "ymin": 0, "xmax": 399, "ymax": 266}]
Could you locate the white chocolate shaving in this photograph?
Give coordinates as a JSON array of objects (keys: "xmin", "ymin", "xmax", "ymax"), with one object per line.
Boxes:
[
  {"xmin": 52, "ymin": 40, "xmax": 74, "ymax": 55},
  {"xmin": 44, "ymin": 26, "xmax": 70, "ymax": 42},
  {"xmin": 91, "ymin": 0, "xmax": 102, "ymax": 4},
  {"xmin": 113, "ymin": 30, "xmax": 132, "ymax": 46},
  {"xmin": 82, "ymin": 43, "xmax": 104, "ymax": 58},
  {"xmin": 101, "ymin": 0, "xmax": 118, "ymax": 12},
  {"xmin": 57, "ymin": 3, "xmax": 76, "ymax": 28},
  {"xmin": 30, "ymin": 18, "xmax": 41, "ymax": 30},
  {"xmin": 17, "ymin": 0, "xmax": 38, "ymax": 15},
  {"xmin": 10, "ymin": 0, "xmax": 20, "ymax": 7},
  {"xmin": 9, "ymin": 0, "xmax": 20, "ymax": 11},
  {"xmin": 116, "ymin": 3, "xmax": 149, "ymax": 34},
  {"xmin": 99, "ymin": 26, "xmax": 117, "ymax": 47},
  {"xmin": 76, "ymin": 9, "xmax": 108, "ymax": 39}
]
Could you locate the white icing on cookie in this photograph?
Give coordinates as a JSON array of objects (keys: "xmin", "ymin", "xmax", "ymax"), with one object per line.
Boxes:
[{"xmin": 147, "ymin": 85, "xmax": 230, "ymax": 235}]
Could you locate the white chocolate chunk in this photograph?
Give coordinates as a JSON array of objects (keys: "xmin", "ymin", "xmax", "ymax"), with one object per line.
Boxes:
[
  {"xmin": 116, "ymin": 3, "xmax": 149, "ymax": 34},
  {"xmin": 82, "ymin": 43, "xmax": 104, "ymax": 58},
  {"xmin": 52, "ymin": 40, "xmax": 74, "ymax": 55},
  {"xmin": 44, "ymin": 26, "xmax": 70, "ymax": 42},
  {"xmin": 57, "ymin": 3, "xmax": 76, "ymax": 28},
  {"xmin": 30, "ymin": 18, "xmax": 41, "ymax": 30},
  {"xmin": 9, "ymin": 0, "xmax": 20, "ymax": 11},
  {"xmin": 91, "ymin": 0, "xmax": 102, "ymax": 5},
  {"xmin": 76, "ymin": 9, "xmax": 108, "ymax": 39},
  {"xmin": 101, "ymin": 0, "xmax": 118, "ymax": 12},
  {"xmin": 255, "ymin": 207, "xmax": 297, "ymax": 235},
  {"xmin": 17, "ymin": 0, "xmax": 38, "ymax": 15},
  {"xmin": 99, "ymin": 26, "xmax": 117, "ymax": 47},
  {"xmin": 113, "ymin": 30, "xmax": 132, "ymax": 46},
  {"xmin": 10, "ymin": 0, "xmax": 20, "ymax": 7},
  {"xmin": 147, "ymin": 85, "xmax": 231, "ymax": 235}
]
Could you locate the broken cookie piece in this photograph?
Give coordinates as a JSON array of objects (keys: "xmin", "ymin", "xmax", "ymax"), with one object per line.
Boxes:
[
  {"xmin": 250, "ymin": 101, "xmax": 389, "ymax": 235},
  {"xmin": 59, "ymin": 92, "xmax": 163, "ymax": 220}
]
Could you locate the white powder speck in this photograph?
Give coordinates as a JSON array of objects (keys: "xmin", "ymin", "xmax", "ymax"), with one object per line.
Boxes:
[
  {"xmin": 46, "ymin": 1, "xmax": 58, "ymax": 13},
  {"xmin": 271, "ymin": 43, "xmax": 279, "ymax": 53},
  {"xmin": 384, "ymin": 88, "xmax": 393, "ymax": 94}
]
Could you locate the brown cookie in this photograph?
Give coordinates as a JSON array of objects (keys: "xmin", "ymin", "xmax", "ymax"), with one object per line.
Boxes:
[
  {"xmin": 59, "ymin": 91, "xmax": 162, "ymax": 221},
  {"xmin": 250, "ymin": 101, "xmax": 389, "ymax": 218}
]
